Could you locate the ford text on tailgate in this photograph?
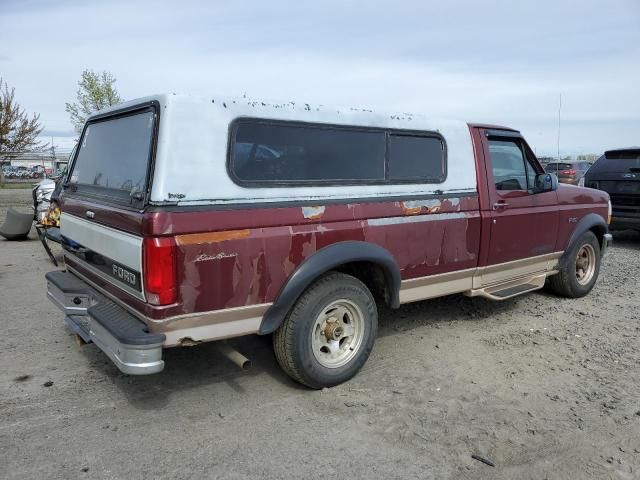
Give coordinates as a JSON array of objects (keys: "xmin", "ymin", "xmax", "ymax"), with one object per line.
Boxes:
[{"xmin": 46, "ymin": 94, "xmax": 612, "ymax": 388}]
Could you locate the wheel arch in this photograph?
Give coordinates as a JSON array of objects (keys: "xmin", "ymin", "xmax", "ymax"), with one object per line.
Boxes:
[
  {"xmin": 560, "ymin": 213, "xmax": 608, "ymax": 265},
  {"xmin": 258, "ymin": 241, "xmax": 401, "ymax": 335}
]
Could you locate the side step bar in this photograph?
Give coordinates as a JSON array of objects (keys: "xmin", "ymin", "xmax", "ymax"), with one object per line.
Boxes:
[{"xmin": 465, "ymin": 272, "xmax": 554, "ymax": 301}]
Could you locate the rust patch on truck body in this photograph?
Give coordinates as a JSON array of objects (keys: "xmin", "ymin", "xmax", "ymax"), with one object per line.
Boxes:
[
  {"xmin": 401, "ymin": 199, "xmax": 442, "ymax": 215},
  {"xmin": 301, "ymin": 206, "xmax": 326, "ymax": 220},
  {"xmin": 175, "ymin": 229, "xmax": 251, "ymax": 246}
]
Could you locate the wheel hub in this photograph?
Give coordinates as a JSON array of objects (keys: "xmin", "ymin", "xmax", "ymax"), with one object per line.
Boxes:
[
  {"xmin": 311, "ymin": 299, "xmax": 365, "ymax": 369},
  {"xmin": 575, "ymin": 243, "xmax": 596, "ymax": 285},
  {"xmin": 324, "ymin": 321, "xmax": 344, "ymax": 341}
]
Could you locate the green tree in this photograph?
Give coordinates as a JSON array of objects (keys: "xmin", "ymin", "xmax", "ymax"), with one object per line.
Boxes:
[
  {"xmin": 0, "ymin": 77, "xmax": 45, "ymax": 155},
  {"xmin": 65, "ymin": 70, "xmax": 123, "ymax": 134}
]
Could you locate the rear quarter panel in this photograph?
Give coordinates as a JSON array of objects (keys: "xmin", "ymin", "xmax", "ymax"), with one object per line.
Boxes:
[{"xmin": 146, "ymin": 196, "xmax": 482, "ymax": 317}]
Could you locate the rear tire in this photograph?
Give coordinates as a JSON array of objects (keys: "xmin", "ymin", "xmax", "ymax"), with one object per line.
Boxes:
[
  {"xmin": 547, "ymin": 231, "xmax": 601, "ymax": 298},
  {"xmin": 273, "ymin": 272, "xmax": 378, "ymax": 389}
]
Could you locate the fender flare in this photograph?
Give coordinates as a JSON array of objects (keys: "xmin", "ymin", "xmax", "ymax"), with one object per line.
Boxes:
[
  {"xmin": 258, "ymin": 241, "xmax": 401, "ymax": 335},
  {"xmin": 560, "ymin": 213, "xmax": 608, "ymax": 265}
]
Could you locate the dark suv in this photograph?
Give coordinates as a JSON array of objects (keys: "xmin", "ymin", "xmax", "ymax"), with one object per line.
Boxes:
[{"xmin": 584, "ymin": 147, "xmax": 640, "ymax": 231}]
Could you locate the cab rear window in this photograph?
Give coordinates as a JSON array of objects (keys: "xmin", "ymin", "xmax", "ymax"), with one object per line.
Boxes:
[{"xmin": 69, "ymin": 107, "xmax": 156, "ymax": 206}]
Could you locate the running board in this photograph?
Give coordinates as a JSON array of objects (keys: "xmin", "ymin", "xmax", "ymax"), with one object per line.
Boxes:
[{"xmin": 465, "ymin": 271, "xmax": 555, "ymax": 301}]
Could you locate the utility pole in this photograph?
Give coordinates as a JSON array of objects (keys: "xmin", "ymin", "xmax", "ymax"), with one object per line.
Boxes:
[
  {"xmin": 48, "ymin": 136, "xmax": 55, "ymax": 175},
  {"xmin": 557, "ymin": 93, "xmax": 562, "ymax": 161}
]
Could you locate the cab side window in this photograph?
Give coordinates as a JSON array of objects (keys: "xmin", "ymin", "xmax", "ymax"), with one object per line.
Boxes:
[
  {"xmin": 489, "ymin": 139, "xmax": 539, "ymax": 191},
  {"xmin": 525, "ymin": 155, "xmax": 538, "ymax": 189},
  {"xmin": 489, "ymin": 139, "xmax": 527, "ymax": 190}
]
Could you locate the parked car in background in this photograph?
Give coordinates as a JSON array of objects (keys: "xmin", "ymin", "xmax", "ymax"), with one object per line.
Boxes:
[
  {"xmin": 45, "ymin": 94, "xmax": 612, "ymax": 388},
  {"xmin": 32, "ymin": 178, "xmax": 56, "ymax": 223},
  {"xmin": 583, "ymin": 147, "xmax": 640, "ymax": 231},
  {"xmin": 51, "ymin": 167, "xmax": 68, "ymax": 179},
  {"xmin": 544, "ymin": 161, "xmax": 592, "ymax": 185}
]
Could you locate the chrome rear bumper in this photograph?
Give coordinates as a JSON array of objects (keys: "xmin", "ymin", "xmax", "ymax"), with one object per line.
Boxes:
[{"xmin": 46, "ymin": 270, "xmax": 165, "ymax": 375}]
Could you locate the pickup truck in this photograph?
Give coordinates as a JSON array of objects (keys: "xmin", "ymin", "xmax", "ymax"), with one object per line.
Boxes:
[{"xmin": 45, "ymin": 94, "xmax": 612, "ymax": 388}]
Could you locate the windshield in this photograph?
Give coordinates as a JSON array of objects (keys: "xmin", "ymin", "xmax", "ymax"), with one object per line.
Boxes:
[{"xmin": 69, "ymin": 108, "xmax": 156, "ymax": 204}]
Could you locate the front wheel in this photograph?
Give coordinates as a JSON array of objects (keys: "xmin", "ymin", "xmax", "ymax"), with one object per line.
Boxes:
[
  {"xmin": 547, "ymin": 231, "xmax": 601, "ymax": 298},
  {"xmin": 273, "ymin": 272, "xmax": 378, "ymax": 389}
]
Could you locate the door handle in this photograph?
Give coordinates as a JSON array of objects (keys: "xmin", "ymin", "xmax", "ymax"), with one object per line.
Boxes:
[{"xmin": 493, "ymin": 201, "xmax": 510, "ymax": 210}]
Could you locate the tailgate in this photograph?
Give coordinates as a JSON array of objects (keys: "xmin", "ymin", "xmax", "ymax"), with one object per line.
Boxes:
[{"xmin": 61, "ymin": 212, "xmax": 145, "ymax": 300}]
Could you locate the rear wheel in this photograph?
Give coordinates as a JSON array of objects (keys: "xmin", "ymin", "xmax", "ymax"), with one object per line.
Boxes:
[
  {"xmin": 273, "ymin": 272, "xmax": 378, "ymax": 389},
  {"xmin": 547, "ymin": 231, "xmax": 601, "ymax": 298}
]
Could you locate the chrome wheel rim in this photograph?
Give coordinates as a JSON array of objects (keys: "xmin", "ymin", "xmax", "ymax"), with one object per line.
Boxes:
[
  {"xmin": 575, "ymin": 244, "xmax": 596, "ymax": 285},
  {"xmin": 311, "ymin": 299, "xmax": 365, "ymax": 369}
]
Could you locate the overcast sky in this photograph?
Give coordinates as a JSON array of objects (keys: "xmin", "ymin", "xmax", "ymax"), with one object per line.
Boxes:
[{"xmin": 1, "ymin": 0, "xmax": 639, "ymax": 156}]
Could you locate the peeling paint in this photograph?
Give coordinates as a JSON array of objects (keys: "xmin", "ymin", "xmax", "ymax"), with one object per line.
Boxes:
[
  {"xmin": 301, "ymin": 205, "xmax": 326, "ymax": 220},
  {"xmin": 367, "ymin": 212, "xmax": 468, "ymax": 226},
  {"xmin": 175, "ymin": 229, "xmax": 250, "ymax": 246},
  {"xmin": 178, "ymin": 337, "xmax": 202, "ymax": 347},
  {"xmin": 401, "ymin": 199, "xmax": 442, "ymax": 215}
]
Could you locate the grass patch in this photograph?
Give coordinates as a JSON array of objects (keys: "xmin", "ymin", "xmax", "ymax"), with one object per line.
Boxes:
[{"xmin": 0, "ymin": 183, "xmax": 35, "ymax": 189}]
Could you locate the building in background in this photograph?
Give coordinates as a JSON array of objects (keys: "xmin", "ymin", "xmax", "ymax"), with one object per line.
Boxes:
[{"xmin": 1, "ymin": 148, "xmax": 74, "ymax": 171}]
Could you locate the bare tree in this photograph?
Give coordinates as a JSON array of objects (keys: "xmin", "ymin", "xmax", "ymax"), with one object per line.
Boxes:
[
  {"xmin": 0, "ymin": 78, "xmax": 46, "ymax": 155},
  {"xmin": 65, "ymin": 70, "xmax": 123, "ymax": 134}
]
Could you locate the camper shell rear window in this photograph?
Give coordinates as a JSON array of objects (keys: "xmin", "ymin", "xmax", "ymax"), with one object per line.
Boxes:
[
  {"xmin": 67, "ymin": 104, "xmax": 158, "ymax": 207},
  {"xmin": 228, "ymin": 118, "xmax": 447, "ymax": 186}
]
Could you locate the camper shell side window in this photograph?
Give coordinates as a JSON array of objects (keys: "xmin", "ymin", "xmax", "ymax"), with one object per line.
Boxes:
[{"xmin": 227, "ymin": 118, "xmax": 447, "ymax": 187}]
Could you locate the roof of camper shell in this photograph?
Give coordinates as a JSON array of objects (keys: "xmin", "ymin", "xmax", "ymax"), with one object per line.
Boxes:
[{"xmin": 87, "ymin": 93, "xmax": 479, "ymax": 205}]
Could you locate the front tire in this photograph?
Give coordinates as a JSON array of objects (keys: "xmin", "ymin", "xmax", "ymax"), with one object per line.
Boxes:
[
  {"xmin": 273, "ymin": 272, "xmax": 378, "ymax": 389},
  {"xmin": 547, "ymin": 231, "xmax": 601, "ymax": 298}
]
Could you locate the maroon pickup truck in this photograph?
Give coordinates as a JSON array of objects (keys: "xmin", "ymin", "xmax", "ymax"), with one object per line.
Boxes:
[{"xmin": 46, "ymin": 95, "xmax": 612, "ymax": 388}]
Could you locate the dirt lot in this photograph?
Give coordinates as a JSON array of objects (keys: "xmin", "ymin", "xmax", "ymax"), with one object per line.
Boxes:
[
  {"xmin": 1, "ymin": 188, "xmax": 639, "ymax": 480},
  {"xmin": 0, "ymin": 186, "xmax": 34, "ymax": 228}
]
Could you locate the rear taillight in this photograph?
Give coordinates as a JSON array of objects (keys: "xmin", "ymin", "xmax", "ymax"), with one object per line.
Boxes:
[
  {"xmin": 143, "ymin": 237, "xmax": 177, "ymax": 306},
  {"xmin": 562, "ymin": 169, "xmax": 577, "ymax": 175}
]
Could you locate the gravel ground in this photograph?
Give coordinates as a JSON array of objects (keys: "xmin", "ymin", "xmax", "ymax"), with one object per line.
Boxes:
[{"xmin": 1, "ymin": 188, "xmax": 639, "ymax": 480}]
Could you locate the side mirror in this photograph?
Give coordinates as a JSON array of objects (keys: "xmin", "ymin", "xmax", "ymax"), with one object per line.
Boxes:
[{"xmin": 534, "ymin": 173, "xmax": 558, "ymax": 193}]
